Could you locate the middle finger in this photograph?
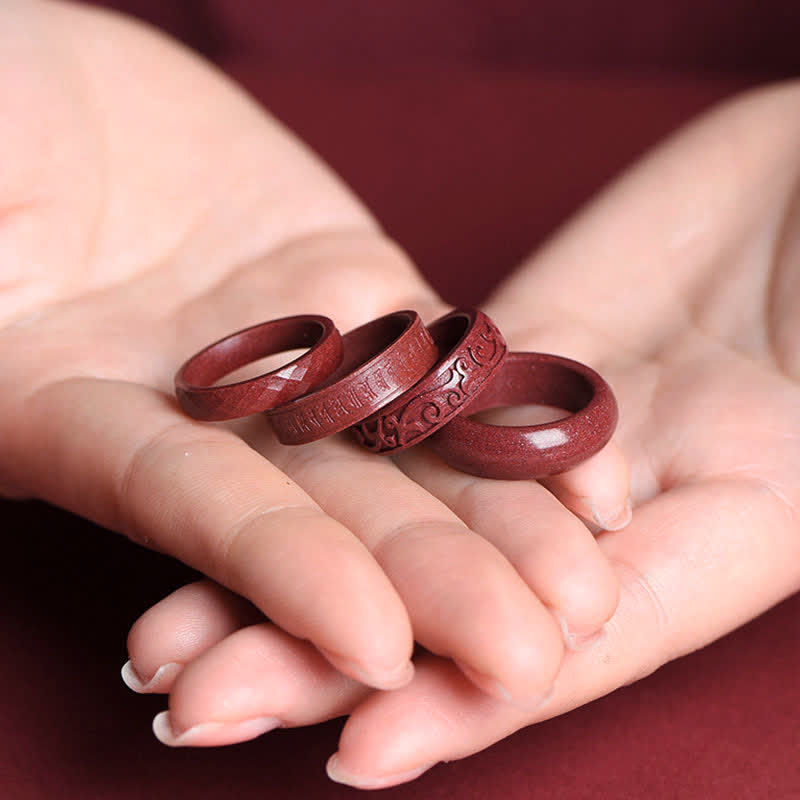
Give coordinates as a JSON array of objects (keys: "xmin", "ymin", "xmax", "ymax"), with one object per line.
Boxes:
[{"xmin": 248, "ymin": 421, "xmax": 564, "ymax": 710}]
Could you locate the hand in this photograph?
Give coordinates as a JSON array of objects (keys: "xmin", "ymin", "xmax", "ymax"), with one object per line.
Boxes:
[
  {"xmin": 124, "ymin": 79, "xmax": 800, "ymax": 788},
  {"xmin": 0, "ymin": 0, "xmax": 627, "ymax": 750}
]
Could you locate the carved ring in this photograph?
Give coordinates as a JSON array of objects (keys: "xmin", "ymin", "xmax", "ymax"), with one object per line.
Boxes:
[
  {"xmin": 352, "ymin": 308, "xmax": 507, "ymax": 453},
  {"xmin": 266, "ymin": 310, "xmax": 438, "ymax": 445}
]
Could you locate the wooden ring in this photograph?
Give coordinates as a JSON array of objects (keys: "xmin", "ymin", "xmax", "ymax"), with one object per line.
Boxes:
[
  {"xmin": 351, "ymin": 308, "xmax": 507, "ymax": 453},
  {"xmin": 427, "ymin": 351, "xmax": 618, "ymax": 479},
  {"xmin": 174, "ymin": 315, "xmax": 343, "ymax": 421},
  {"xmin": 266, "ymin": 310, "xmax": 438, "ymax": 444}
]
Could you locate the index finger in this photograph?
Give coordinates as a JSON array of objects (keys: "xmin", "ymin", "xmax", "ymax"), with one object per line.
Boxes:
[{"xmin": 8, "ymin": 376, "xmax": 415, "ymax": 690}]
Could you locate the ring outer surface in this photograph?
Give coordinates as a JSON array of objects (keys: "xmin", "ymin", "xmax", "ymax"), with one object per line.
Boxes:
[
  {"xmin": 427, "ymin": 351, "xmax": 618, "ymax": 479},
  {"xmin": 266, "ymin": 310, "xmax": 438, "ymax": 445},
  {"xmin": 174, "ymin": 314, "xmax": 342, "ymax": 421}
]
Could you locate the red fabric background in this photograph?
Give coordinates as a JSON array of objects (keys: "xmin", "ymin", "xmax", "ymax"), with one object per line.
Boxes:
[{"xmin": 2, "ymin": 2, "xmax": 799, "ymax": 798}]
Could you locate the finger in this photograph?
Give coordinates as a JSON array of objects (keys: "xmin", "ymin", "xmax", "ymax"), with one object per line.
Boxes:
[
  {"xmin": 461, "ymin": 402, "xmax": 632, "ymax": 531},
  {"xmin": 252, "ymin": 426, "xmax": 564, "ymax": 709},
  {"xmin": 326, "ymin": 478, "xmax": 800, "ymax": 787},
  {"xmin": 123, "ymin": 579, "xmax": 262, "ymax": 694},
  {"xmin": 11, "ymin": 379, "xmax": 414, "ymax": 690},
  {"xmin": 153, "ymin": 622, "xmax": 371, "ymax": 747},
  {"xmin": 328, "ymin": 654, "xmax": 521, "ymax": 789},
  {"xmin": 540, "ymin": 440, "xmax": 632, "ymax": 531},
  {"xmin": 395, "ymin": 447, "xmax": 619, "ymax": 644}
]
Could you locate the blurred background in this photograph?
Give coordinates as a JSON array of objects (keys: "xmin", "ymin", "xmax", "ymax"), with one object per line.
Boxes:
[
  {"xmin": 85, "ymin": 0, "xmax": 800, "ymax": 303},
  {"xmin": 3, "ymin": 3, "xmax": 799, "ymax": 799}
]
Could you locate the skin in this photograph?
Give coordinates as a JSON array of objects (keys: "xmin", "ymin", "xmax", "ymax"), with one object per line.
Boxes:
[
  {"xmin": 3, "ymin": 0, "xmax": 799, "ymax": 790},
  {"xmin": 128, "ymin": 76, "xmax": 800, "ymax": 786},
  {"xmin": 2, "ymin": 0, "xmax": 625, "ymax": 753}
]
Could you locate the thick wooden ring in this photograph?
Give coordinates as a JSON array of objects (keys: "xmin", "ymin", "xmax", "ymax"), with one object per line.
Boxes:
[
  {"xmin": 174, "ymin": 315, "xmax": 343, "ymax": 421},
  {"xmin": 266, "ymin": 310, "xmax": 438, "ymax": 445},
  {"xmin": 351, "ymin": 308, "xmax": 507, "ymax": 453},
  {"xmin": 427, "ymin": 351, "xmax": 618, "ymax": 479}
]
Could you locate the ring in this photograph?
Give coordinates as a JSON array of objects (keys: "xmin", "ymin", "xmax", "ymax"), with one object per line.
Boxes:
[
  {"xmin": 352, "ymin": 308, "xmax": 507, "ymax": 453},
  {"xmin": 174, "ymin": 315, "xmax": 343, "ymax": 421},
  {"xmin": 266, "ymin": 310, "xmax": 438, "ymax": 445},
  {"xmin": 426, "ymin": 351, "xmax": 618, "ymax": 479}
]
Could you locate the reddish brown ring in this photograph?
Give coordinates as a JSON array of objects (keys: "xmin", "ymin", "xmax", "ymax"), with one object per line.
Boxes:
[
  {"xmin": 266, "ymin": 310, "xmax": 438, "ymax": 445},
  {"xmin": 427, "ymin": 351, "xmax": 618, "ymax": 479},
  {"xmin": 174, "ymin": 314, "xmax": 343, "ymax": 421},
  {"xmin": 351, "ymin": 308, "xmax": 507, "ymax": 453}
]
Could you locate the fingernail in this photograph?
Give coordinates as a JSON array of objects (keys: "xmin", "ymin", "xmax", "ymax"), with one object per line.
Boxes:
[
  {"xmin": 326, "ymin": 753, "xmax": 436, "ymax": 789},
  {"xmin": 121, "ymin": 660, "xmax": 181, "ymax": 693},
  {"xmin": 454, "ymin": 660, "xmax": 550, "ymax": 712},
  {"xmin": 319, "ymin": 648, "xmax": 414, "ymax": 690},
  {"xmin": 591, "ymin": 496, "xmax": 632, "ymax": 531},
  {"xmin": 152, "ymin": 711, "xmax": 281, "ymax": 747},
  {"xmin": 554, "ymin": 611, "xmax": 607, "ymax": 652}
]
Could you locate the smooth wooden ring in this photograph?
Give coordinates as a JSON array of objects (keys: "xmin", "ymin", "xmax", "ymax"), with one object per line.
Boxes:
[
  {"xmin": 427, "ymin": 351, "xmax": 618, "ymax": 479},
  {"xmin": 351, "ymin": 308, "xmax": 507, "ymax": 453},
  {"xmin": 174, "ymin": 315, "xmax": 343, "ymax": 421},
  {"xmin": 266, "ymin": 310, "xmax": 438, "ymax": 445}
]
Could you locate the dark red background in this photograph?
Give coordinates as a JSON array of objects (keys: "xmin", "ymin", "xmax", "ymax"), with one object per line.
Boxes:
[{"xmin": 2, "ymin": 2, "xmax": 799, "ymax": 798}]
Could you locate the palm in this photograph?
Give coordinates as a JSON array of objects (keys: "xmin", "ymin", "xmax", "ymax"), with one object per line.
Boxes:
[
  {"xmin": 474, "ymin": 82, "xmax": 800, "ymax": 694},
  {"xmin": 1, "ymin": 0, "xmax": 444, "ymax": 693},
  {"xmin": 128, "ymin": 82, "xmax": 800, "ymax": 787},
  {"xmin": 4, "ymin": 2, "xmax": 628, "ymax": 766},
  {"xmin": 622, "ymin": 320, "xmax": 798, "ymax": 539},
  {"xmin": 1, "ymin": 4, "xmax": 406, "ymax": 379},
  {"xmin": 603, "ymin": 267, "xmax": 800, "ymax": 650},
  {"xmin": 6, "ymin": 4, "xmax": 800, "ymax": 790},
  {"xmin": 317, "ymin": 83, "xmax": 800, "ymax": 780}
]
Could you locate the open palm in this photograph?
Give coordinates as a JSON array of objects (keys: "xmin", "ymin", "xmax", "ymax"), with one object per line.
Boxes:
[
  {"xmin": 125, "ymin": 71, "xmax": 800, "ymax": 787},
  {"xmin": 3, "ymin": 2, "xmax": 798, "ymax": 791},
  {"xmin": 317, "ymin": 80, "xmax": 800, "ymax": 785},
  {"xmin": 1, "ymin": 0, "xmax": 628, "ymax": 764}
]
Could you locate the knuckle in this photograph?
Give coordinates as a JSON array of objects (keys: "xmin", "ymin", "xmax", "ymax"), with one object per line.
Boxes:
[
  {"xmin": 216, "ymin": 503, "xmax": 318, "ymax": 583},
  {"xmin": 116, "ymin": 420, "xmax": 207, "ymax": 540},
  {"xmin": 371, "ymin": 518, "xmax": 471, "ymax": 563}
]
